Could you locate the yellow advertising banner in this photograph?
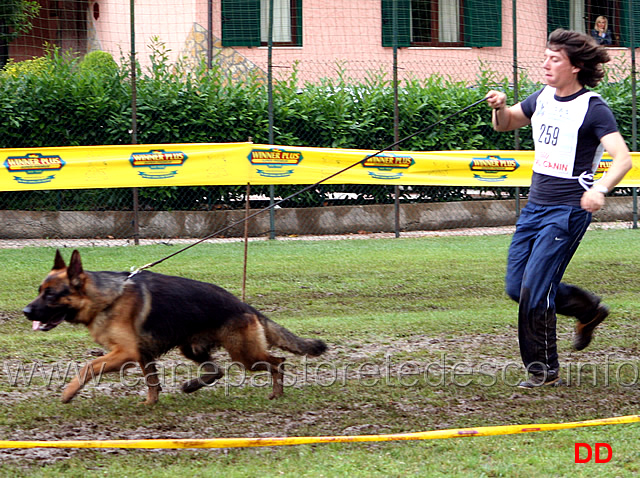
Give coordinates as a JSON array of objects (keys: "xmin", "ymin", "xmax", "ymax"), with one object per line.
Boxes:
[{"xmin": 1, "ymin": 142, "xmax": 640, "ymax": 191}]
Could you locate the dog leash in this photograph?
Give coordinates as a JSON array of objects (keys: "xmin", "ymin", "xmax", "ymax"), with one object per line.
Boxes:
[{"xmin": 127, "ymin": 96, "xmax": 490, "ymax": 279}]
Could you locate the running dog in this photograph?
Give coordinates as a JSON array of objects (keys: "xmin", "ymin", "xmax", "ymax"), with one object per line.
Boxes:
[{"xmin": 23, "ymin": 249, "xmax": 327, "ymax": 404}]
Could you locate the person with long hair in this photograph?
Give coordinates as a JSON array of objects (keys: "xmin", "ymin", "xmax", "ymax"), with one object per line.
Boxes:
[
  {"xmin": 485, "ymin": 29, "xmax": 632, "ymax": 388},
  {"xmin": 591, "ymin": 15, "xmax": 613, "ymax": 45}
]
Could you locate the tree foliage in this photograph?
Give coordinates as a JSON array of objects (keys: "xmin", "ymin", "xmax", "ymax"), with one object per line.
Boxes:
[{"xmin": 0, "ymin": 0, "xmax": 41, "ymax": 42}]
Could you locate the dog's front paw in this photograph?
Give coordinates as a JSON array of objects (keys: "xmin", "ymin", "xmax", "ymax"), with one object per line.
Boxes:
[
  {"xmin": 61, "ymin": 383, "xmax": 80, "ymax": 403},
  {"xmin": 61, "ymin": 393, "xmax": 75, "ymax": 403}
]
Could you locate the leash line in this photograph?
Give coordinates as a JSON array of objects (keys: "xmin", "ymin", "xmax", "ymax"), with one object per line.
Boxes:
[{"xmin": 127, "ymin": 96, "xmax": 489, "ymax": 277}]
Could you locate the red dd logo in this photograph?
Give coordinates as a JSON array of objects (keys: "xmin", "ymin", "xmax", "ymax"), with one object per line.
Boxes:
[{"xmin": 574, "ymin": 443, "xmax": 613, "ymax": 463}]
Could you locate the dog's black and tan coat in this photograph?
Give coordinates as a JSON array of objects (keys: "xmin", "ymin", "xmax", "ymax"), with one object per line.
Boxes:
[{"xmin": 23, "ymin": 250, "xmax": 327, "ymax": 404}]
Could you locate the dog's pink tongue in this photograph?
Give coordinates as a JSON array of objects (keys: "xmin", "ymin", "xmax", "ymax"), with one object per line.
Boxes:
[{"xmin": 32, "ymin": 321, "xmax": 41, "ymax": 331}]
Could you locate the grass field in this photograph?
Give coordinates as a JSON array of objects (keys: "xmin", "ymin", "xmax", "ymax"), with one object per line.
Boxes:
[{"xmin": 0, "ymin": 228, "xmax": 639, "ymax": 477}]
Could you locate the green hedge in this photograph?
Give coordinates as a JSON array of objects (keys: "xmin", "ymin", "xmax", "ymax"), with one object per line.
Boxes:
[{"xmin": 0, "ymin": 46, "xmax": 634, "ymax": 210}]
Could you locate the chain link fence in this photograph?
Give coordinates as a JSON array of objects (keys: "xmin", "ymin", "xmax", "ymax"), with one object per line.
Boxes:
[{"xmin": 1, "ymin": 1, "xmax": 638, "ymax": 247}]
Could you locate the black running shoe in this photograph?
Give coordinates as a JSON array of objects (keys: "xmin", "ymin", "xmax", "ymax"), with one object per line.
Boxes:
[
  {"xmin": 518, "ymin": 374, "xmax": 563, "ymax": 389},
  {"xmin": 573, "ymin": 304, "xmax": 609, "ymax": 351}
]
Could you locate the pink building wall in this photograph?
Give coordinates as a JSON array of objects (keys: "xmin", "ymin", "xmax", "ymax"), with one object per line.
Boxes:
[
  {"xmin": 234, "ymin": 0, "xmax": 543, "ymax": 81},
  {"xmin": 8, "ymin": 0, "xmax": 636, "ymax": 85},
  {"xmin": 91, "ymin": 0, "xmax": 200, "ymax": 66}
]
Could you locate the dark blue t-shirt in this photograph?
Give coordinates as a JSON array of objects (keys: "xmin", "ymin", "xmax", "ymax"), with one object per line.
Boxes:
[{"xmin": 520, "ymin": 87, "xmax": 619, "ymax": 207}]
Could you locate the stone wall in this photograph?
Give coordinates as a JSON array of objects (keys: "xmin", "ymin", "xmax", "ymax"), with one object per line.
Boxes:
[
  {"xmin": 180, "ymin": 23, "xmax": 265, "ymax": 81},
  {"xmin": 0, "ymin": 198, "xmax": 635, "ymax": 240}
]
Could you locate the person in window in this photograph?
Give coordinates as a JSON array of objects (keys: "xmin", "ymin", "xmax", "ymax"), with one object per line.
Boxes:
[
  {"xmin": 591, "ymin": 16, "xmax": 613, "ymax": 45},
  {"xmin": 485, "ymin": 29, "xmax": 632, "ymax": 388}
]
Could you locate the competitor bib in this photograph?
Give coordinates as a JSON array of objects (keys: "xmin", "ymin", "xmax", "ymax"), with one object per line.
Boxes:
[{"xmin": 531, "ymin": 87, "xmax": 603, "ymax": 179}]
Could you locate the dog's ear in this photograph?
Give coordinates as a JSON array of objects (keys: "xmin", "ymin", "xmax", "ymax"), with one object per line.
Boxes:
[
  {"xmin": 53, "ymin": 249, "xmax": 67, "ymax": 270},
  {"xmin": 67, "ymin": 250, "xmax": 86, "ymax": 289}
]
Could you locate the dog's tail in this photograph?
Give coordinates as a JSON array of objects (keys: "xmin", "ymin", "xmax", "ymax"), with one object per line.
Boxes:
[{"xmin": 261, "ymin": 316, "xmax": 327, "ymax": 357}]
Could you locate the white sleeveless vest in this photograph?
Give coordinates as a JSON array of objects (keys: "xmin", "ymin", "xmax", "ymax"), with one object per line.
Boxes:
[{"xmin": 531, "ymin": 87, "xmax": 604, "ymax": 184}]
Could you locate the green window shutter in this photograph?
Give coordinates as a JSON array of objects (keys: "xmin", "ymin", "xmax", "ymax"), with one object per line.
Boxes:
[
  {"xmin": 293, "ymin": 0, "xmax": 303, "ymax": 46},
  {"xmin": 619, "ymin": 0, "xmax": 640, "ymax": 48},
  {"xmin": 546, "ymin": 0, "xmax": 570, "ymax": 36},
  {"xmin": 221, "ymin": 0, "xmax": 260, "ymax": 47},
  {"xmin": 463, "ymin": 0, "xmax": 502, "ymax": 47},
  {"xmin": 381, "ymin": 0, "xmax": 411, "ymax": 47}
]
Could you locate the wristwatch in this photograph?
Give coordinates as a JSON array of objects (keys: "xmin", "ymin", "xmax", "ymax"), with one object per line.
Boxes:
[{"xmin": 592, "ymin": 183, "xmax": 609, "ymax": 194}]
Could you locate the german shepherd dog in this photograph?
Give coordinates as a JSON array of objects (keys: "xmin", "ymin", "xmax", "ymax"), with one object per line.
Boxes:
[{"xmin": 23, "ymin": 250, "xmax": 327, "ymax": 404}]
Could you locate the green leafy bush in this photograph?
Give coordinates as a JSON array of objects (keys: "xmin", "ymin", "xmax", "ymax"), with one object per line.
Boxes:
[
  {"xmin": 1, "ymin": 55, "xmax": 51, "ymax": 78},
  {"xmin": 77, "ymin": 50, "xmax": 119, "ymax": 78}
]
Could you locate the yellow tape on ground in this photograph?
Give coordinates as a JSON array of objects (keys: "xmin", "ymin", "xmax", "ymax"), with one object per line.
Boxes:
[{"xmin": 1, "ymin": 415, "xmax": 638, "ymax": 449}]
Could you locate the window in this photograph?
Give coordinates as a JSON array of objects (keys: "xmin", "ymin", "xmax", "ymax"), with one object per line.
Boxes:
[
  {"xmin": 222, "ymin": 0, "xmax": 302, "ymax": 47},
  {"xmin": 382, "ymin": 0, "xmax": 501, "ymax": 48},
  {"xmin": 410, "ymin": 0, "xmax": 462, "ymax": 45},
  {"xmin": 260, "ymin": 0, "xmax": 295, "ymax": 44},
  {"xmin": 547, "ymin": 0, "xmax": 640, "ymax": 47}
]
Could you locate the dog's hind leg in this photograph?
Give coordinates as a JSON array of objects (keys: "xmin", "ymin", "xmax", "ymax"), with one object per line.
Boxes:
[
  {"xmin": 139, "ymin": 358, "xmax": 162, "ymax": 405},
  {"xmin": 230, "ymin": 351, "xmax": 286, "ymax": 400},
  {"xmin": 222, "ymin": 315, "xmax": 288, "ymax": 399},
  {"xmin": 179, "ymin": 344, "xmax": 224, "ymax": 394},
  {"xmin": 224, "ymin": 342, "xmax": 286, "ymax": 399},
  {"xmin": 257, "ymin": 355, "xmax": 286, "ymax": 400}
]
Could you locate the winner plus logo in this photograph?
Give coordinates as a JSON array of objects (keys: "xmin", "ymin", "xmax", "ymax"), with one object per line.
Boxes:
[
  {"xmin": 3, "ymin": 153, "xmax": 65, "ymax": 185},
  {"xmin": 362, "ymin": 153, "xmax": 414, "ymax": 180},
  {"xmin": 469, "ymin": 155, "xmax": 519, "ymax": 182},
  {"xmin": 594, "ymin": 158, "xmax": 612, "ymax": 180},
  {"xmin": 129, "ymin": 149, "xmax": 188, "ymax": 179},
  {"xmin": 248, "ymin": 148, "xmax": 303, "ymax": 178}
]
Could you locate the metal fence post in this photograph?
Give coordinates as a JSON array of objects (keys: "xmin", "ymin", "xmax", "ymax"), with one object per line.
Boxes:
[
  {"xmin": 513, "ymin": 0, "xmax": 521, "ymax": 221},
  {"xmin": 130, "ymin": 0, "xmax": 139, "ymax": 245},
  {"xmin": 207, "ymin": 0, "xmax": 213, "ymax": 70},
  {"xmin": 628, "ymin": 0, "xmax": 638, "ymax": 229},
  {"xmin": 267, "ymin": 0, "xmax": 277, "ymax": 239},
  {"xmin": 392, "ymin": 0, "xmax": 401, "ymax": 238},
  {"xmin": 631, "ymin": 0, "xmax": 638, "ymax": 229}
]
